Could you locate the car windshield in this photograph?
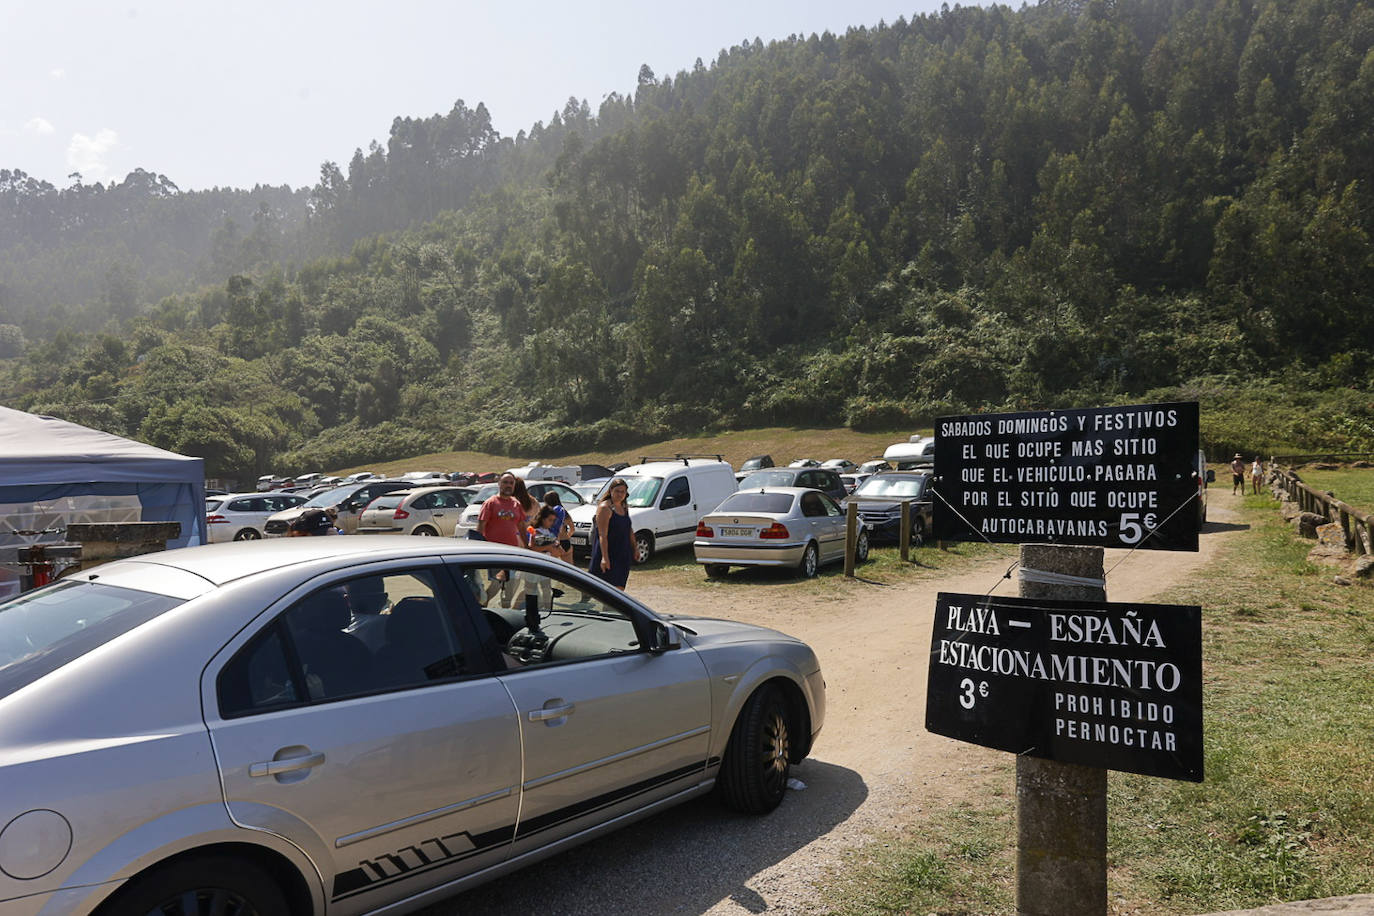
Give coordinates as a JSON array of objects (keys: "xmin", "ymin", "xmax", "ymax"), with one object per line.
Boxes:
[
  {"xmin": 0, "ymin": 580, "xmax": 185, "ymax": 702},
  {"xmin": 623, "ymin": 476, "xmax": 663, "ymax": 508},
  {"xmin": 717, "ymin": 492, "xmax": 795, "ymax": 514},
  {"xmin": 303, "ymin": 484, "xmax": 357, "ymax": 508},
  {"xmin": 856, "ymin": 476, "xmax": 928, "ymax": 498},
  {"xmin": 471, "ymin": 484, "xmax": 499, "ymax": 503},
  {"xmin": 739, "ymin": 470, "xmax": 796, "ymax": 489}
]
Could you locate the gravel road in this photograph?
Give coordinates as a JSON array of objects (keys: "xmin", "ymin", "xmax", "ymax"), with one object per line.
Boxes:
[{"xmin": 423, "ymin": 497, "xmax": 1244, "ymax": 916}]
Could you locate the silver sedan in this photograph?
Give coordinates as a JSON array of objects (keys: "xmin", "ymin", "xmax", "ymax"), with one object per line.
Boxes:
[
  {"xmin": 693, "ymin": 486, "xmax": 870, "ymax": 578},
  {"xmin": 0, "ymin": 539, "xmax": 824, "ymax": 915}
]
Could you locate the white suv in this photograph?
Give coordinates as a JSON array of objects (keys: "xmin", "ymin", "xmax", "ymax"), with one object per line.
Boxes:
[{"xmin": 570, "ymin": 457, "xmax": 738, "ymax": 563}]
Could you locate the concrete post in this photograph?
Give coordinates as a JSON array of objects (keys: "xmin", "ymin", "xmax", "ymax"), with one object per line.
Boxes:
[{"xmin": 1016, "ymin": 543, "xmax": 1107, "ymax": 916}]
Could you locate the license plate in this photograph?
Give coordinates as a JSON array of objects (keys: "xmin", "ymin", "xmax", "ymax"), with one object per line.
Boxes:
[
  {"xmin": 572, "ymin": 534, "xmax": 587, "ymax": 545},
  {"xmin": 721, "ymin": 526, "xmax": 754, "ymax": 537}
]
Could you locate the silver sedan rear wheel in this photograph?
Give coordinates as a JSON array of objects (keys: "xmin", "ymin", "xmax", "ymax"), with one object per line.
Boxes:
[{"xmin": 799, "ymin": 542, "xmax": 819, "ymax": 578}]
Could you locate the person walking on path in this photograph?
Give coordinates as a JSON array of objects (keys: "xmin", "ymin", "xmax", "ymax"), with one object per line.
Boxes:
[
  {"xmin": 588, "ymin": 477, "xmax": 635, "ymax": 590},
  {"xmin": 476, "ymin": 472, "xmax": 528, "ymax": 605},
  {"xmin": 1251, "ymin": 456, "xmax": 1264, "ymax": 495},
  {"xmin": 1231, "ymin": 453, "xmax": 1246, "ymax": 495}
]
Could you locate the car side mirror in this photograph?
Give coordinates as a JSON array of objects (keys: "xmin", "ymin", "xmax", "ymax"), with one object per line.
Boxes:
[{"xmin": 648, "ymin": 622, "xmax": 681, "ymax": 653}]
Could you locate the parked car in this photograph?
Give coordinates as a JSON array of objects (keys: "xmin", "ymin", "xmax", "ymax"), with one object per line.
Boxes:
[
  {"xmin": 857, "ymin": 459, "xmax": 891, "ymax": 475},
  {"xmin": 735, "ymin": 454, "xmax": 775, "ymax": 482},
  {"xmin": 821, "ymin": 458, "xmax": 858, "ymax": 473},
  {"xmin": 787, "ymin": 458, "xmax": 821, "ymax": 468},
  {"xmin": 578, "ymin": 463, "xmax": 616, "ymax": 481},
  {"xmin": 1195, "ymin": 449, "xmax": 1214, "ymax": 530},
  {"xmin": 0, "ymin": 538, "xmax": 824, "ymax": 914},
  {"xmin": 343, "ymin": 471, "xmax": 375, "ymax": 483},
  {"xmin": 694, "ymin": 487, "xmax": 869, "ymax": 578},
  {"xmin": 205, "ymin": 492, "xmax": 307, "ymax": 543},
  {"xmin": 453, "ymin": 481, "xmax": 585, "ymax": 538},
  {"xmin": 264, "ymin": 479, "xmax": 414, "ymax": 536},
  {"xmin": 570, "ymin": 459, "xmax": 738, "ymax": 563},
  {"xmin": 573, "ymin": 477, "xmax": 611, "ymax": 505},
  {"xmin": 509, "ymin": 463, "xmax": 582, "ymax": 483},
  {"xmin": 841, "ymin": 470, "xmax": 935, "ymax": 544},
  {"xmin": 883, "ymin": 436, "xmax": 936, "ymax": 469},
  {"xmin": 736, "ymin": 467, "xmax": 848, "ymax": 503},
  {"xmin": 356, "ymin": 486, "xmax": 474, "ymax": 537},
  {"xmin": 839, "ymin": 472, "xmax": 870, "ymax": 494}
]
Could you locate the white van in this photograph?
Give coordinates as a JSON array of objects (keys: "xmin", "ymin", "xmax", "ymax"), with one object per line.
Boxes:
[
  {"xmin": 569, "ymin": 457, "xmax": 738, "ymax": 563},
  {"xmin": 883, "ymin": 436, "xmax": 936, "ymax": 469},
  {"xmin": 508, "ymin": 462, "xmax": 581, "ymax": 484}
]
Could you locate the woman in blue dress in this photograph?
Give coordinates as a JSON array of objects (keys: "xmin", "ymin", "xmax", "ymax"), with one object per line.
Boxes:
[{"xmin": 589, "ymin": 478, "xmax": 634, "ymax": 589}]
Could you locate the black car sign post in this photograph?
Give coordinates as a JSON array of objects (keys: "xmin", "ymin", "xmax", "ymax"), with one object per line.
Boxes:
[
  {"xmin": 932, "ymin": 401, "xmax": 1200, "ymax": 551},
  {"xmin": 926, "ymin": 591, "xmax": 1203, "ymax": 781}
]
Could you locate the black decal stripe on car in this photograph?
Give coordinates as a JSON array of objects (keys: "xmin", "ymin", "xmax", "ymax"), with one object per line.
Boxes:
[
  {"xmin": 329, "ymin": 762, "xmax": 705, "ymax": 901},
  {"xmin": 657, "ymin": 525, "xmax": 698, "ymax": 538},
  {"xmin": 514, "ymin": 760, "xmax": 706, "ymax": 839},
  {"xmin": 332, "ymin": 824, "xmax": 516, "ymax": 900}
]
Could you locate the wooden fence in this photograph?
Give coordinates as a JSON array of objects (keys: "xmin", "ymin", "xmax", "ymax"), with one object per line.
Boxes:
[
  {"xmin": 1271, "ymin": 453, "xmax": 1374, "ymax": 466},
  {"xmin": 1270, "ymin": 465, "xmax": 1374, "ymax": 556}
]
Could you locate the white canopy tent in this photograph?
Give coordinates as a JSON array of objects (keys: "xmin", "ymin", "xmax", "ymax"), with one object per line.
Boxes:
[{"xmin": 0, "ymin": 406, "xmax": 205, "ymax": 596}]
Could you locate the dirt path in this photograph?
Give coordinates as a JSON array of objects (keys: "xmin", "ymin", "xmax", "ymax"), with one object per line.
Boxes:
[{"xmin": 436, "ymin": 496, "xmax": 1244, "ymax": 916}]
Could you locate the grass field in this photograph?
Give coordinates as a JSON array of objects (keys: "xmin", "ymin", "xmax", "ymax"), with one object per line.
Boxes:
[
  {"xmin": 1288, "ymin": 467, "xmax": 1374, "ymax": 512},
  {"xmin": 335, "ymin": 426, "xmax": 933, "ymax": 481},
  {"xmin": 825, "ymin": 492, "xmax": 1374, "ymax": 915}
]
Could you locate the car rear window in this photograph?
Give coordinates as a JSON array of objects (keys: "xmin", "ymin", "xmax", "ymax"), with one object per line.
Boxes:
[
  {"xmin": 0, "ymin": 580, "xmax": 185, "ymax": 701},
  {"xmin": 369, "ymin": 494, "xmax": 407, "ymax": 511},
  {"xmin": 738, "ymin": 470, "xmax": 795, "ymax": 489},
  {"xmin": 717, "ymin": 492, "xmax": 795, "ymax": 514},
  {"xmin": 205, "ymin": 499, "xmax": 225, "ymax": 513}
]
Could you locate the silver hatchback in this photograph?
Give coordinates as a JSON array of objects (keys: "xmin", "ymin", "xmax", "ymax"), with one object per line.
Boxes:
[{"xmin": 0, "ymin": 539, "xmax": 823, "ymax": 915}]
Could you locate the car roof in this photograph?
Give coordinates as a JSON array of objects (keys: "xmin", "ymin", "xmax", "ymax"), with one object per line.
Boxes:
[
  {"xmin": 83, "ymin": 537, "xmax": 542, "ymax": 589},
  {"xmin": 389, "ymin": 485, "xmax": 468, "ymax": 497},
  {"xmin": 724, "ymin": 486, "xmax": 812, "ymax": 497},
  {"xmin": 623, "ymin": 460, "xmax": 729, "ymax": 475}
]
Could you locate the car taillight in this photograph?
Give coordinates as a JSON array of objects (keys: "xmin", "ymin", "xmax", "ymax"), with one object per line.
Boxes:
[
  {"xmin": 206, "ymin": 514, "xmax": 228, "ymax": 524},
  {"xmin": 393, "ymin": 508, "xmax": 410, "ymax": 520},
  {"xmin": 696, "ymin": 521, "xmax": 714, "ymax": 537},
  {"xmin": 759, "ymin": 522, "xmax": 790, "ymax": 539}
]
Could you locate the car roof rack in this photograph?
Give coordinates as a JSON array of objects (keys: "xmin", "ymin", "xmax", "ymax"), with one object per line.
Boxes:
[{"xmin": 638, "ymin": 453, "xmax": 725, "ymax": 465}]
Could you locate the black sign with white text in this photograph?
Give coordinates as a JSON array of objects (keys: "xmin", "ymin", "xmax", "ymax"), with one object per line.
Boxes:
[
  {"xmin": 925, "ymin": 592, "xmax": 1203, "ymax": 782},
  {"xmin": 932, "ymin": 401, "xmax": 1200, "ymax": 551}
]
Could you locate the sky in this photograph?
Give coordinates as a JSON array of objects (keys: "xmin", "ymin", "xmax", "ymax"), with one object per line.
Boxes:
[{"xmin": 1, "ymin": 0, "xmax": 974, "ymax": 193}]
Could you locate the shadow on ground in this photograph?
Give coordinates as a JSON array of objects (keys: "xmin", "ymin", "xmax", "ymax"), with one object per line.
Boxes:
[{"xmin": 418, "ymin": 759, "xmax": 867, "ymax": 915}]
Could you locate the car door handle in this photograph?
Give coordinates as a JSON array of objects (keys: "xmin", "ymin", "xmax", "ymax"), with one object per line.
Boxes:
[
  {"xmin": 249, "ymin": 752, "xmax": 326, "ymax": 778},
  {"xmin": 528, "ymin": 703, "xmax": 575, "ymax": 722}
]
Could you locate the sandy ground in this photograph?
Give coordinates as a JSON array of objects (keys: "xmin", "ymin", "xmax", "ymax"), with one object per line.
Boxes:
[{"xmin": 430, "ymin": 496, "xmax": 1244, "ymax": 916}]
